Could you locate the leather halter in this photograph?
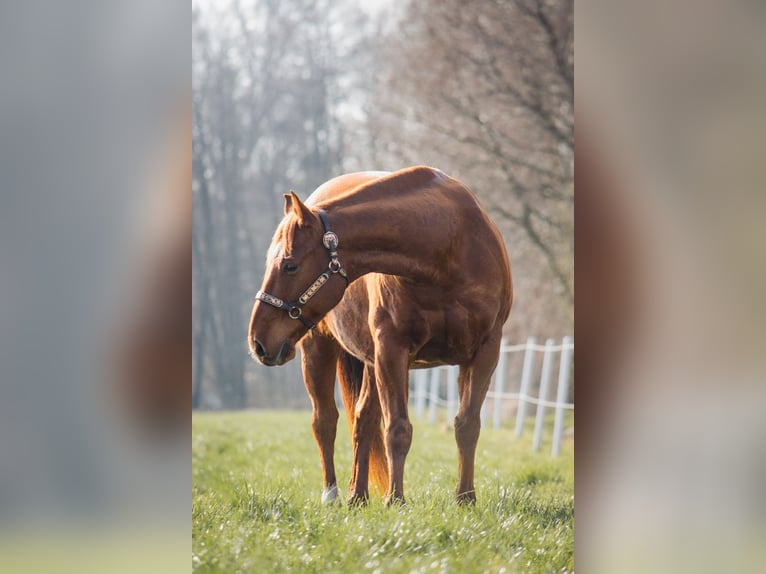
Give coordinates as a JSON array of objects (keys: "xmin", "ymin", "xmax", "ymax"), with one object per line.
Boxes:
[{"xmin": 255, "ymin": 209, "xmax": 348, "ymax": 330}]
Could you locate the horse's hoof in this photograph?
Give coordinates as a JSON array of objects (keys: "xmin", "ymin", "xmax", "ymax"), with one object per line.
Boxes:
[
  {"xmin": 455, "ymin": 491, "xmax": 476, "ymax": 505},
  {"xmin": 321, "ymin": 484, "xmax": 338, "ymax": 504},
  {"xmin": 384, "ymin": 495, "xmax": 406, "ymax": 507},
  {"xmin": 347, "ymin": 493, "xmax": 369, "ymax": 507}
]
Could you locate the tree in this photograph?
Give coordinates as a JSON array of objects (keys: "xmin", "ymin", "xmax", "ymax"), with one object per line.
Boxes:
[
  {"xmin": 192, "ymin": 0, "xmax": 365, "ymax": 408},
  {"xmin": 365, "ymin": 0, "xmax": 573, "ymax": 334},
  {"xmin": 192, "ymin": 0, "xmax": 574, "ymax": 409}
]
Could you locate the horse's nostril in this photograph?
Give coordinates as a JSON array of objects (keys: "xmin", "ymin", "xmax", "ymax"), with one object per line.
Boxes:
[{"xmin": 253, "ymin": 339, "xmax": 266, "ymax": 358}]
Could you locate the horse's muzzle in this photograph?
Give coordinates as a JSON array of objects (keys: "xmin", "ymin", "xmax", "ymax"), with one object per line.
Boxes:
[{"xmin": 251, "ymin": 337, "xmax": 294, "ymax": 366}]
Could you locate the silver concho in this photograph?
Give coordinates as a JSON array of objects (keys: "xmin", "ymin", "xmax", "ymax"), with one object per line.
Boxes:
[{"xmin": 322, "ymin": 231, "xmax": 339, "ymax": 249}]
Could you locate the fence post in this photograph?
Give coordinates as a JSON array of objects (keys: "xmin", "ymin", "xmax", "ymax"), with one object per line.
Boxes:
[
  {"xmin": 415, "ymin": 369, "xmax": 427, "ymax": 419},
  {"xmin": 428, "ymin": 368, "xmax": 440, "ymax": 425},
  {"xmin": 533, "ymin": 339, "xmax": 556, "ymax": 451},
  {"xmin": 515, "ymin": 337, "xmax": 537, "ymax": 438},
  {"xmin": 447, "ymin": 366, "xmax": 458, "ymax": 424},
  {"xmin": 552, "ymin": 336, "xmax": 573, "ymax": 457},
  {"xmin": 493, "ymin": 338, "xmax": 508, "ymax": 429}
]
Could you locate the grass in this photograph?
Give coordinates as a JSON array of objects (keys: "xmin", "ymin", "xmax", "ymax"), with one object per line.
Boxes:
[{"xmin": 193, "ymin": 410, "xmax": 573, "ymax": 573}]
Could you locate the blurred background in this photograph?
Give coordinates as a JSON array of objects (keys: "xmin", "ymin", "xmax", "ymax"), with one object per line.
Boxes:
[
  {"xmin": 192, "ymin": 0, "xmax": 574, "ymax": 410},
  {"xmin": 0, "ymin": 1, "xmax": 188, "ymax": 572},
  {"xmin": 577, "ymin": 1, "xmax": 766, "ymax": 572}
]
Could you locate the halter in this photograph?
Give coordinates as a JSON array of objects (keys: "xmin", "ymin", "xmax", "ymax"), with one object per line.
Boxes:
[{"xmin": 255, "ymin": 209, "xmax": 348, "ymax": 330}]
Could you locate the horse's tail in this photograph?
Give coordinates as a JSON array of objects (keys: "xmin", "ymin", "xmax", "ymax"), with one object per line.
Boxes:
[{"xmin": 336, "ymin": 351, "xmax": 389, "ymax": 495}]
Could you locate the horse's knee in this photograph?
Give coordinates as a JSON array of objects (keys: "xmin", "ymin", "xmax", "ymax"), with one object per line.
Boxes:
[
  {"xmin": 454, "ymin": 413, "xmax": 480, "ymax": 449},
  {"xmin": 312, "ymin": 408, "xmax": 338, "ymax": 438},
  {"xmin": 312, "ymin": 406, "xmax": 338, "ymax": 426},
  {"xmin": 385, "ymin": 417, "xmax": 413, "ymax": 455}
]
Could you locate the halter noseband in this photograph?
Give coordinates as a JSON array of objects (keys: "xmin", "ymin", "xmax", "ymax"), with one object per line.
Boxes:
[{"xmin": 255, "ymin": 209, "xmax": 348, "ymax": 330}]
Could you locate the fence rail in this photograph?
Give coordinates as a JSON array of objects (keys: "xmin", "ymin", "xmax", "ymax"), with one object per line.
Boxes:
[{"xmin": 409, "ymin": 336, "xmax": 573, "ymax": 457}]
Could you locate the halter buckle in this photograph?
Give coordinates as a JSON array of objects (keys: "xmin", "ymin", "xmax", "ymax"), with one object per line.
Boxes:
[{"xmin": 288, "ymin": 306, "xmax": 302, "ymax": 319}]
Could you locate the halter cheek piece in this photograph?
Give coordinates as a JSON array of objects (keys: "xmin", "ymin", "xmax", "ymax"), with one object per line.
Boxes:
[{"xmin": 255, "ymin": 209, "xmax": 348, "ymax": 330}]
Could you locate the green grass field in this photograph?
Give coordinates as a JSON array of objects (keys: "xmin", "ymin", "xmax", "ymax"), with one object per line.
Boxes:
[{"xmin": 193, "ymin": 410, "xmax": 573, "ymax": 573}]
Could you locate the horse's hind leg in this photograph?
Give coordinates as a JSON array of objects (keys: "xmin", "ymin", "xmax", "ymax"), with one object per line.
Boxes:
[
  {"xmin": 373, "ymin": 337, "xmax": 413, "ymax": 505},
  {"xmin": 348, "ymin": 363, "xmax": 381, "ymax": 505},
  {"xmin": 299, "ymin": 333, "xmax": 340, "ymax": 503},
  {"xmin": 454, "ymin": 329, "xmax": 503, "ymax": 504}
]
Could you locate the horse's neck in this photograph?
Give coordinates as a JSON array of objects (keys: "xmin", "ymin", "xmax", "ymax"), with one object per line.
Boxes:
[{"xmin": 330, "ymin": 197, "xmax": 448, "ymax": 283}]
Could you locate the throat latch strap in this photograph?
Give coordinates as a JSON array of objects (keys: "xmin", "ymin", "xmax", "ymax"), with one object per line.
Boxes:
[{"xmin": 318, "ymin": 210, "xmax": 347, "ymax": 278}]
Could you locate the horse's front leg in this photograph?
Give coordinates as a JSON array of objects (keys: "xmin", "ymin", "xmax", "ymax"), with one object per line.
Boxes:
[
  {"xmin": 373, "ymin": 331, "xmax": 413, "ymax": 505},
  {"xmin": 299, "ymin": 333, "xmax": 340, "ymax": 503}
]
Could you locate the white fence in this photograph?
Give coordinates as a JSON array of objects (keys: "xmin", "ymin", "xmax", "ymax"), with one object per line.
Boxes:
[{"xmin": 409, "ymin": 337, "xmax": 574, "ymax": 457}]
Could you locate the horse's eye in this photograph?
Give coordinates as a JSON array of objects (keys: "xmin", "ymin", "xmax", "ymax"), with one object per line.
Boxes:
[{"xmin": 283, "ymin": 262, "xmax": 299, "ymax": 275}]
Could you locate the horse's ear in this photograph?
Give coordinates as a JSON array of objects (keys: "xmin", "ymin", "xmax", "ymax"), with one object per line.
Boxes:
[
  {"xmin": 287, "ymin": 190, "xmax": 312, "ymax": 223},
  {"xmin": 283, "ymin": 193, "xmax": 294, "ymax": 216}
]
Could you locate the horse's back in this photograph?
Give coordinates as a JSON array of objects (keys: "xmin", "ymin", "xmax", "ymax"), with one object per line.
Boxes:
[{"xmin": 315, "ymin": 166, "xmax": 511, "ymax": 366}]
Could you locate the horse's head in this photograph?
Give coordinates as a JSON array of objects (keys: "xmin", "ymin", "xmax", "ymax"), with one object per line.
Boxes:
[{"xmin": 248, "ymin": 191, "xmax": 347, "ymax": 366}]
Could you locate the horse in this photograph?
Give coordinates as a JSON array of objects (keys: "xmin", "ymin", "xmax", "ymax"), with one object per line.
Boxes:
[{"xmin": 248, "ymin": 166, "xmax": 512, "ymax": 505}]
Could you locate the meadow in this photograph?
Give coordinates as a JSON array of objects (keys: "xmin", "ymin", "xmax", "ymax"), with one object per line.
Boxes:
[{"xmin": 192, "ymin": 410, "xmax": 573, "ymax": 573}]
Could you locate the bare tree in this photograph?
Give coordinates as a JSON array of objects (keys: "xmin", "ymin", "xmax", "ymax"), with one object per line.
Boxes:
[
  {"xmin": 365, "ymin": 0, "xmax": 573, "ymax": 334},
  {"xmin": 192, "ymin": 0, "xmax": 573, "ymax": 409},
  {"xmin": 192, "ymin": 0, "xmax": 366, "ymax": 408}
]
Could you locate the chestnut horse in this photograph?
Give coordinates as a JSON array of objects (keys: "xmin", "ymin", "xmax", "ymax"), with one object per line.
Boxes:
[{"xmin": 248, "ymin": 166, "xmax": 512, "ymax": 505}]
